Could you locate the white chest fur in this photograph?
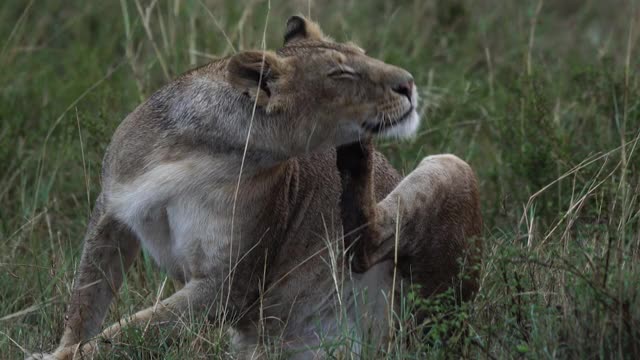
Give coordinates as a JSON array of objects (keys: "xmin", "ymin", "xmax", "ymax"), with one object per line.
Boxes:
[{"xmin": 106, "ymin": 155, "xmax": 248, "ymax": 280}]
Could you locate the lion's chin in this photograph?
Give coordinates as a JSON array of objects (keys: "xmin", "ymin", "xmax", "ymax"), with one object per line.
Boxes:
[
  {"xmin": 333, "ymin": 108, "xmax": 421, "ymax": 148},
  {"xmin": 376, "ymin": 109, "xmax": 420, "ymax": 140}
]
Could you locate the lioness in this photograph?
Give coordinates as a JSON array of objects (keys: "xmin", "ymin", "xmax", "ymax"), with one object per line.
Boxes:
[{"xmin": 29, "ymin": 16, "xmax": 482, "ymax": 359}]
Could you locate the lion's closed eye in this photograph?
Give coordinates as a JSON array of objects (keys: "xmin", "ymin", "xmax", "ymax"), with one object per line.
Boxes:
[{"xmin": 327, "ymin": 66, "xmax": 359, "ymax": 80}]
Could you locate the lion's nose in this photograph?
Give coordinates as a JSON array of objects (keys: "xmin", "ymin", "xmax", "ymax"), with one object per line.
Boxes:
[{"xmin": 392, "ymin": 80, "xmax": 414, "ymax": 101}]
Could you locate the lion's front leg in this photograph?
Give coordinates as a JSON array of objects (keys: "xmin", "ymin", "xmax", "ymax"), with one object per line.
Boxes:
[
  {"xmin": 26, "ymin": 195, "xmax": 142, "ymax": 360},
  {"xmin": 73, "ymin": 279, "xmax": 218, "ymax": 359}
]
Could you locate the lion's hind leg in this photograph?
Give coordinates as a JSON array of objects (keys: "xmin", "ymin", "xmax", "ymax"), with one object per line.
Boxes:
[
  {"xmin": 374, "ymin": 154, "xmax": 483, "ymax": 301},
  {"xmin": 337, "ymin": 147, "xmax": 482, "ymax": 302}
]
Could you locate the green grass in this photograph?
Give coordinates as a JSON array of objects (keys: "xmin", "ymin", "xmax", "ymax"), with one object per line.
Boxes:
[{"xmin": 1, "ymin": 0, "xmax": 639, "ymax": 358}]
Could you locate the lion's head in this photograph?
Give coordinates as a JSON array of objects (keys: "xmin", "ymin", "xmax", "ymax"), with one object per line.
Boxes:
[{"xmin": 225, "ymin": 15, "xmax": 419, "ymax": 157}]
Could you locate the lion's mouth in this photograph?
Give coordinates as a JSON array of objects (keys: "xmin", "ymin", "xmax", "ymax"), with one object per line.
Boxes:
[{"xmin": 362, "ymin": 107, "xmax": 415, "ymax": 134}]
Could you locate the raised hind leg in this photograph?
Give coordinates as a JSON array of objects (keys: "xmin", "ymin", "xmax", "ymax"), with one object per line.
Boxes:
[
  {"xmin": 337, "ymin": 144, "xmax": 483, "ymax": 302},
  {"xmin": 337, "ymin": 139, "xmax": 381, "ymax": 273}
]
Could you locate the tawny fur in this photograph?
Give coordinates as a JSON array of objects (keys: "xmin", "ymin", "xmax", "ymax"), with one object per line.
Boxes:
[
  {"xmin": 337, "ymin": 141, "xmax": 483, "ymax": 311},
  {"xmin": 28, "ymin": 16, "xmax": 481, "ymax": 360}
]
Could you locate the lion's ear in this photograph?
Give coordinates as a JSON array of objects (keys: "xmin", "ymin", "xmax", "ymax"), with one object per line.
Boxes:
[
  {"xmin": 283, "ymin": 15, "xmax": 325, "ymax": 45},
  {"xmin": 227, "ymin": 50, "xmax": 286, "ymax": 109}
]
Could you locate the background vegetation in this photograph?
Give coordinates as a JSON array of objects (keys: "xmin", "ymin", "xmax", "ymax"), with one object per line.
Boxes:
[{"xmin": 1, "ymin": 0, "xmax": 639, "ymax": 358}]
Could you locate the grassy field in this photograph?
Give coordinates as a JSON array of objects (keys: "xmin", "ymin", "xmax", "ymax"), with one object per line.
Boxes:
[{"xmin": 1, "ymin": 0, "xmax": 639, "ymax": 358}]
